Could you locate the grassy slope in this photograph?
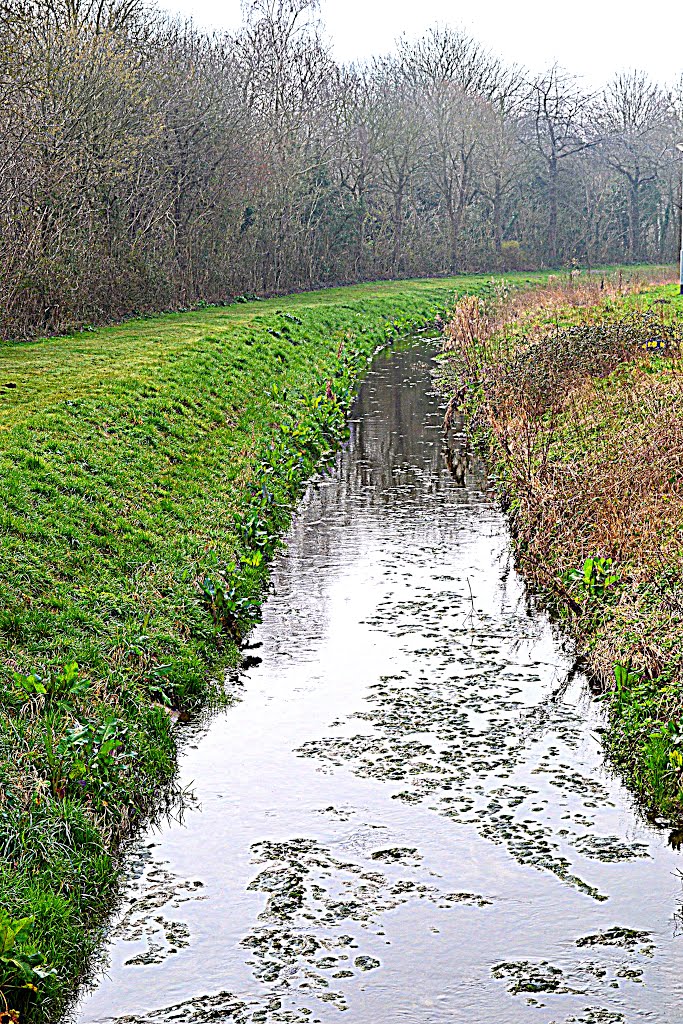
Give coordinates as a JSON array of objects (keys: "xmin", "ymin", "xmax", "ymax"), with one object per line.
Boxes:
[
  {"xmin": 441, "ymin": 276, "xmax": 683, "ymax": 824},
  {"xmin": 0, "ymin": 271, "xmax": 556, "ymax": 1021}
]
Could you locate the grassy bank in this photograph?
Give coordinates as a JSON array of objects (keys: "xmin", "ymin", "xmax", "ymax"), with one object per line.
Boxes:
[
  {"xmin": 438, "ymin": 268, "xmax": 683, "ymax": 824},
  {"xmin": 1, "ymin": 271, "xmax": 569, "ymax": 1022}
]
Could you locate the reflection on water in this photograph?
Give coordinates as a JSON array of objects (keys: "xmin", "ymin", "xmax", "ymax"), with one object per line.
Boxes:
[{"xmin": 72, "ymin": 343, "xmax": 683, "ymax": 1024}]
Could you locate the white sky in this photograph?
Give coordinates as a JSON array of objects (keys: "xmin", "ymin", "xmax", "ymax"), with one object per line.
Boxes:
[{"xmin": 163, "ymin": 0, "xmax": 681, "ymax": 89}]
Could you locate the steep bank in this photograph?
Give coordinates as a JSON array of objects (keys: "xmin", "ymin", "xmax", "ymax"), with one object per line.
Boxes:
[{"xmin": 438, "ymin": 271, "xmax": 683, "ymax": 823}]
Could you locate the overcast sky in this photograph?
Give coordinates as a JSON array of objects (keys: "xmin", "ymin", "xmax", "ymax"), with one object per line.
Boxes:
[{"xmin": 163, "ymin": 0, "xmax": 681, "ymax": 88}]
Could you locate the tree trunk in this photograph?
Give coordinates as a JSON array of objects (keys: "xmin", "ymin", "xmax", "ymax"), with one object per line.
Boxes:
[
  {"xmin": 547, "ymin": 154, "xmax": 558, "ymax": 265},
  {"xmin": 628, "ymin": 178, "xmax": 642, "ymax": 262},
  {"xmin": 493, "ymin": 177, "xmax": 503, "ymax": 258},
  {"xmin": 392, "ymin": 181, "xmax": 404, "ymax": 276}
]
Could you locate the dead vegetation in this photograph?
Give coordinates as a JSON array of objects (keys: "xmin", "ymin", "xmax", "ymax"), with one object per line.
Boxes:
[{"xmin": 441, "ymin": 270, "xmax": 683, "ymax": 818}]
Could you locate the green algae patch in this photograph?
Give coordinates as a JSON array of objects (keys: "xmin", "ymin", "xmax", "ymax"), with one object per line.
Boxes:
[
  {"xmin": 492, "ymin": 959, "xmax": 574, "ymax": 995},
  {"xmin": 491, "ymin": 931, "xmax": 656, "ymax": 1013},
  {"xmin": 576, "ymin": 928, "xmax": 654, "ymax": 954}
]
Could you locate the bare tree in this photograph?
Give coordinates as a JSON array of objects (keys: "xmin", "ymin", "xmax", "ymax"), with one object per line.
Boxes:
[
  {"xmin": 528, "ymin": 65, "xmax": 595, "ymax": 264},
  {"xmin": 0, "ymin": 5, "xmax": 679, "ymax": 339},
  {"xmin": 598, "ymin": 72, "xmax": 671, "ymax": 262},
  {"xmin": 399, "ymin": 28, "xmax": 498, "ymax": 269},
  {"xmin": 477, "ymin": 65, "xmax": 529, "ymax": 260}
]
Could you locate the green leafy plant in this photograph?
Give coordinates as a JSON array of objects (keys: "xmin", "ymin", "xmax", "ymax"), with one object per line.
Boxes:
[
  {"xmin": 0, "ymin": 910, "xmax": 55, "ymax": 1017},
  {"xmin": 614, "ymin": 660, "xmax": 643, "ymax": 692},
  {"xmin": 11, "ymin": 663, "xmax": 90, "ymax": 707},
  {"xmin": 200, "ymin": 575, "xmax": 261, "ymax": 640},
  {"xmin": 611, "ymin": 661, "xmax": 645, "ymax": 714},
  {"xmin": 651, "ymin": 720, "xmax": 683, "ymax": 783},
  {"xmin": 36, "ymin": 716, "xmax": 130, "ymax": 804},
  {"xmin": 561, "ymin": 556, "xmax": 619, "ymax": 605}
]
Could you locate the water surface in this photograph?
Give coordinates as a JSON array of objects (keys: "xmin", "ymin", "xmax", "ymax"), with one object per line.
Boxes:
[{"xmin": 74, "ymin": 342, "xmax": 683, "ymax": 1024}]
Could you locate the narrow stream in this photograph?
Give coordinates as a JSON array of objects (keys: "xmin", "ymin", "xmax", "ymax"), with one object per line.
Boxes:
[{"xmin": 74, "ymin": 341, "xmax": 683, "ymax": 1024}]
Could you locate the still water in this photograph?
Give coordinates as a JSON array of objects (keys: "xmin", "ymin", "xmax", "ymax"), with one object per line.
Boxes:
[{"xmin": 73, "ymin": 341, "xmax": 683, "ymax": 1024}]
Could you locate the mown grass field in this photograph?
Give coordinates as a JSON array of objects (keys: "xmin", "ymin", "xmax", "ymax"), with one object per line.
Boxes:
[
  {"xmin": 439, "ymin": 270, "xmax": 683, "ymax": 825},
  {"xmin": 1, "ymin": 271, "xmax": 567, "ymax": 1022}
]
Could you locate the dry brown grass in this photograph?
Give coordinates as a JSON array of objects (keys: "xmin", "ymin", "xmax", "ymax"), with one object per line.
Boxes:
[
  {"xmin": 441, "ymin": 274, "xmax": 683, "ymax": 816},
  {"xmin": 442, "ymin": 267, "xmax": 675, "ymax": 356},
  {"xmin": 515, "ymin": 358, "xmax": 683, "ymax": 678}
]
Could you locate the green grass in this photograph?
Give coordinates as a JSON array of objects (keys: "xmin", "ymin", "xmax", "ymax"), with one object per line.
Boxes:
[{"xmin": 0, "ymin": 270, "xmax": 564, "ymax": 1021}]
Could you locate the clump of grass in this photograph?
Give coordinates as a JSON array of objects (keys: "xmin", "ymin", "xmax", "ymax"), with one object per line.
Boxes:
[{"xmin": 441, "ymin": 272, "xmax": 683, "ymax": 821}]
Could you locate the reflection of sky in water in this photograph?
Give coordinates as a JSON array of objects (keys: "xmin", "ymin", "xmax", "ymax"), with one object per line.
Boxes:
[{"xmin": 72, "ymin": 344, "xmax": 683, "ymax": 1024}]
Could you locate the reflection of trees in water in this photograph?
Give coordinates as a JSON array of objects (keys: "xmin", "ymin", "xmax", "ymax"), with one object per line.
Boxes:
[
  {"xmin": 260, "ymin": 343, "xmax": 490, "ymax": 655},
  {"xmin": 444, "ymin": 443, "xmax": 468, "ymax": 485},
  {"xmin": 344, "ymin": 346, "xmax": 445, "ymax": 499},
  {"xmin": 442, "ymin": 409, "xmax": 489, "ymax": 491},
  {"xmin": 338, "ymin": 345, "xmax": 488, "ymax": 506},
  {"xmin": 674, "ymin": 863, "xmax": 683, "ymax": 937}
]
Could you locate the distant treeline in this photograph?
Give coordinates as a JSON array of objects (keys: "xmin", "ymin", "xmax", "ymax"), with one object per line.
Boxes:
[{"xmin": 1, "ymin": 0, "xmax": 682, "ymax": 337}]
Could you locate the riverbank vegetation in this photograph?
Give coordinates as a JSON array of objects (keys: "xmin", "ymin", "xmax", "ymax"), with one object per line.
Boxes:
[
  {"xmin": 0, "ymin": 273, "xmax": 539, "ymax": 1022},
  {"xmin": 2, "ymin": 0, "xmax": 683, "ymax": 340},
  {"xmin": 439, "ymin": 268, "xmax": 683, "ymax": 821}
]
